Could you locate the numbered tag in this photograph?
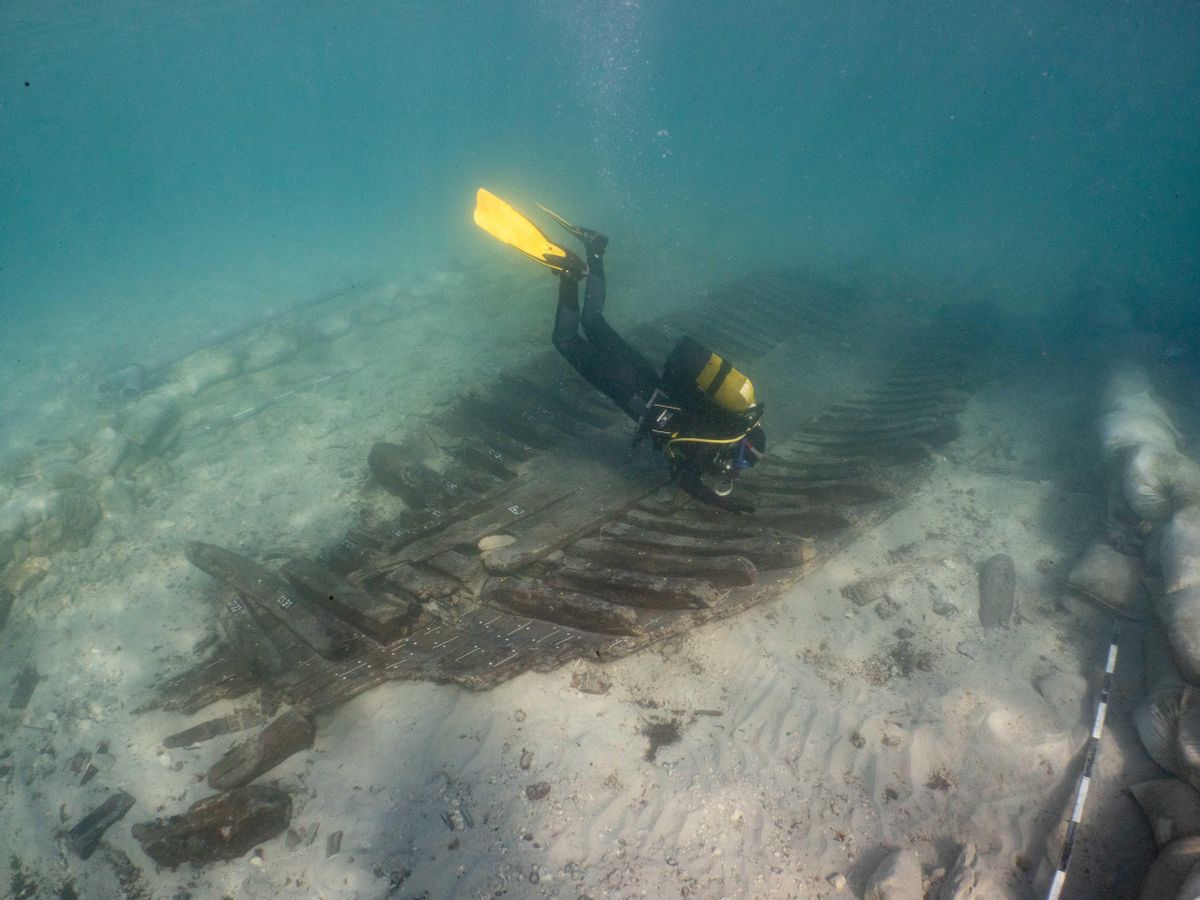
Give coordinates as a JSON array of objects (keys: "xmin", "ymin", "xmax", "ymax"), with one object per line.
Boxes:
[
  {"xmin": 508, "ymin": 504, "xmax": 525, "ymax": 516},
  {"xmin": 276, "ymin": 593, "xmax": 295, "ymax": 611}
]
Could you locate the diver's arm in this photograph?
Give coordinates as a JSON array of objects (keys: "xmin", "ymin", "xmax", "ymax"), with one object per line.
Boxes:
[{"xmin": 675, "ymin": 459, "xmax": 756, "ymax": 514}]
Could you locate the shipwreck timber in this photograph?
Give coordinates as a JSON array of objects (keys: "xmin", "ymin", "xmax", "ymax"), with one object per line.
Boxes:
[{"xmin": 153, "ymin": 268, "xmax": 991, "ymax": 715}]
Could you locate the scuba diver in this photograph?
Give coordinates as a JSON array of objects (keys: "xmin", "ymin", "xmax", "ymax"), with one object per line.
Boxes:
[{"xmin": 473, "ymin": 189, "xmax": 766, "ymax": 513}]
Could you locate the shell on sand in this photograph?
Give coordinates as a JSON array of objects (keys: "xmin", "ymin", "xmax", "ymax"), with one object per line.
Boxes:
[
  {"xmin": 1066, "ymin": 540, "xmax": 1147, "ymax": 619},
  {"xmin": 171, "ymin": 344, "xmax": 242, "ymax": 395},
  {"xmin": 478, "ymin": 534, "xmax": 516, "ymax": 552}
]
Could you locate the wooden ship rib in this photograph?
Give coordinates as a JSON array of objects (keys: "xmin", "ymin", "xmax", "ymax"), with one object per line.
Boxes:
[{"xmin": 152, "ymin": 269, "xmax": 991, "ymax": 716}]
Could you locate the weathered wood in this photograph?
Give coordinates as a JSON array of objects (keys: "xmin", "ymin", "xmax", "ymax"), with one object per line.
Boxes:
[
  {"xmin": 384, "ymin": 563, "xmax": 462, "ymax": 601},
  {"xmin": 283, "ymin": 558, "xmax": 418, "ymax": 644},
  {"xmin": 150, "ymin": 655, "xmax": 260, "ymax": 715},
  {"xmin": 480, "ymin": 454, "xmax": 664, "ymax": 575},
  {"xmin": 9, "ymin": 664, "xmax": 39, "ymax": 710},
  {"xmin": 132, "ymin": 784, "xmax": 291, "ymax": 867},
  {"xmin": 553, "ymin": 556, "xmax": 721, "ymax": 609},
  {"xmin": 186, "ymin": 542, "xmax": 356, "ymax": 660},
  {"xmin": 349, "ymin": 475, "xmax": 568, "ymax": 583},
  {"xmin": 217, "ymin": 589, "xmax": 286, "ymax": 677},
  {"xmin": 148, "ymin": 269, "xmax": 988, "ymax": 705},
  {"xmin": 570, "ymin": 538, "xmax": 758, "ymax": 587},
  {"xmin": 207, "ymin": 709, "xmax": 315, "ymax": 790},
  {"xmin": 601, "ymin": 520, "xmax": 810, "ymax": 571},
  {"xmin": 459, "ymin": 393, "xmax": 558, "ymax": 449},
  {"xmin": 163, "ymin": 710, "xmax": 267, "ymax": 749},
  {"xmin": 368, "ymin": 442, "xmax": 477, "ymax": 509},
  {"xmin": 67, "ymin": 790, "xmax": 136, "ymax": 859},
  {"xmin": 438, "ymin": 406, "xmax": 539, "ymax": 462},
  {"xmin": 426, "ymin": 549, "xmax": 487, "ymax": 589},
  {"xmin": 483, "ymin": 577, "xmax": 643, "ymax": 635},
  {"xmin": 442, "ymin": 441, "xmax": 519, "ymax": 482},
  {"xmin": 620, "ymin": 508, "xmax": 771, "ymax": 540}
]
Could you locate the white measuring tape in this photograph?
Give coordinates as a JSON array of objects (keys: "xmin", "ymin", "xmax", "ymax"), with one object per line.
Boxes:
[{"xmin": 1046, "ymin": 623, "xmax": 1119, "ymax": 900}]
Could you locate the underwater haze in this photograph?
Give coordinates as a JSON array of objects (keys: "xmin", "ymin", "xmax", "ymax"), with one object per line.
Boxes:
[
  {"xmin": 7, "ymin": 4, "xmax": 1200, "ymax": 897},
  {"xmin": 4, "ymin": 3, "xmax": 1199, "ymax": 380}
]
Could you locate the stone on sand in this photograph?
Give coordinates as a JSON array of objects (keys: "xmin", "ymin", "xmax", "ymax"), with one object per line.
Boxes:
[{"xmin": 865, "ymin": 847, "xmax": 923, "ymax": 900}]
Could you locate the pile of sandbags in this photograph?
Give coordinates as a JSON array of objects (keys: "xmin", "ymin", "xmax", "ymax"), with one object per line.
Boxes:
[{"xmin": 1067, "ymin": 362, "xmax": 1200, "ymax": 898}]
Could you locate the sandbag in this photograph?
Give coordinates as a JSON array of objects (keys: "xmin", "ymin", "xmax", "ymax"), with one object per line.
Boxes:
[
  {"xmin": 1127, "ymin": 451, "xmax": 1200, "ymax": 524},
  {"xmin": 1138, "ymin": 835, "xmax": 1200, "ymax": 900},
  {"xmin": 1101, "ymin": 408, "xmax": 1179, "ymax": 458},
  {"xmin": 1161, "ymin": 589, "xmax": 1200, "ymax": 687},
  {"xmin": 1136, "ymin": 679, "xmax": 1195, "ymax": 774},
  {"xmin": 1176, "ymin": 858, "xmax": 1200, "ymax": 900},
  {"xmin": 1163, "ymin": 507, "xmax": 1200, "ymax": 594},
  {"xmin": 1103, "ymin": 365, "xmax": 1154, "ymax": 413},
  {"xmin": 1066, "ymin": 540, "xmax": 1147, "ymax": 619},
  {"xmin": 1129, "ymin": 779, "xmax": 1200, "ymax": 849}
]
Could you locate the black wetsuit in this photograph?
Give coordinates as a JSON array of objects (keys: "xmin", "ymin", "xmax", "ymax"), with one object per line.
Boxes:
[{"xmin": 552, "ymin": 243, "xmax": 762, "ymax": 512}]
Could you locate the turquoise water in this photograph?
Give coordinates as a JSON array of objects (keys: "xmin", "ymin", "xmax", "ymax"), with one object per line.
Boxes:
[
  {"xmin": 3, "ymin": 5, "xmax": 1200, "ymax": 895},
  {"xmin": 4, "ymin": 3, "xmax": 1197, "ymax": 355}
]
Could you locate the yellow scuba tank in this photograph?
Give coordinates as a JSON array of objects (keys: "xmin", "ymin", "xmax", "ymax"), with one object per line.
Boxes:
[{"xmin": 662, "ymin": 336, "xmax": 757, "ymax": 416}]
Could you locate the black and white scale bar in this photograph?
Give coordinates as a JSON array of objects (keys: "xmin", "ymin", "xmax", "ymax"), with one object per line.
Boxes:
[{"xmin": 1046, "ymin": 624, "xmax": 1120, "ymax": 900}]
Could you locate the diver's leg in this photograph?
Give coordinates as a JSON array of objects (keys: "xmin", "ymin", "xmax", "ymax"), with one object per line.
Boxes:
[
  {"xmin": 552, "ymin": 271, "xmax": 584, "ymax": 351},
  {"xmin": 577, "ymin": 245, "xmax": 661, "ymax": 411},
  {"xmin": 552, "ymin": 271, "xmax": 653, "ymax": 422}
]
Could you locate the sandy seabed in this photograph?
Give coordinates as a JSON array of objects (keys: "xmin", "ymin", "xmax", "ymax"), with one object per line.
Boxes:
[{"xmin": 0, "ymin": 266, "xmax": 1186, "ymax": 899}]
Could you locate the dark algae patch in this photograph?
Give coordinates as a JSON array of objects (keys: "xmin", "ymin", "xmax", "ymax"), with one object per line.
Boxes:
[
  {"xmin": 862, "ymin": 640, "xmax": 936, "ymax": 685},
  {"xmin": 641, "ymin": 718, "xmax": 682, "ymax": 762}
]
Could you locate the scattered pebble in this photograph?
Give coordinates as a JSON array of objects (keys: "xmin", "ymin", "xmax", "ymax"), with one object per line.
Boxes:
[
  {"xmin": 827, "ymin": 871, "xmax": 848, "ymax": 891},
  {"xmin": 525, "ymin": 782, "xmax": 551, "ymax": 801},
  {"xmin": 956, "ymin": 641, "xmax": 981, "ymax": 660},
  {"xmin": 570, "ymin": 669, "xmax": 611, "ymax": 695}
]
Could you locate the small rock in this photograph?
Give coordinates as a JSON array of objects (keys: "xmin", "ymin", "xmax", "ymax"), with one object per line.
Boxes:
[
  {"xmin": 525, "ymin": 782, "xmax": 551, "ymax": 801},
  {"xmin": 513, "ymin": 709, "xmax": 526, "ymax": 723},
  {"xmin": 939, "ymin": 843, "xmax": 1002, "ymax": 900},
  {"xmin": 932, "ymin": 601, "xmax": 959, "ymax": 619},
  {"xmin": 519, "ymin": 749, "xmax": 533, "ymax": 770},
  {"xmin": 955, "ymin": 641, "xmax": 981, "ymax": 660},
  {"xmin": 894, "ymin": 627, "xmax": 916, "ymax": 640},
  {"xmin": 570, "ymin": 668, "xmax": 611, "ymax": 695},
  {"xmin": 875, "ymin": 598, "xmax": 900, "ymax": 620},
  {"xmin": 842, "ymin": 575, "xmax": 893, "ymax": 607},
  {"xmin": 827, "ymin": 872, "xmax": 848, "ymax": 891},
  {"xmin": 865, "ymin": 847, "xmax": 923, "ymax": 900},
  {"xmin": 326, "ymin": 829, "xmax": 343, "ymax": 858}
]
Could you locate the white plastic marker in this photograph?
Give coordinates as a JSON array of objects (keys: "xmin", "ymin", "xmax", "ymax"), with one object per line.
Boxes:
[{"xmin": 1046, "ymin": 623, "xmax": 1120, "ymax": 900}]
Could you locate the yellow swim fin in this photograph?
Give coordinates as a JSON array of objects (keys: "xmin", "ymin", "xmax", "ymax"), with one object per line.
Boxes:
[{"xmin": 473, "ymin": 188, "xmax": 584, "ymax": 274}]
